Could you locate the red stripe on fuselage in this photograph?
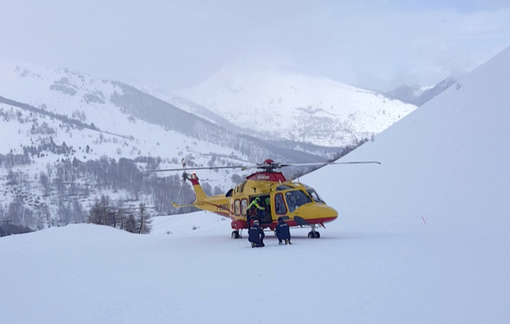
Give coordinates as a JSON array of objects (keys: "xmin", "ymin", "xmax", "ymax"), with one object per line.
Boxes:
[
  {"xmin": 266, "ymin": 216, "xmax": 337, "ymax": 229},
  {"xmin": 221, "ymin": 216, "xmax": 337, "ymax": 229}
]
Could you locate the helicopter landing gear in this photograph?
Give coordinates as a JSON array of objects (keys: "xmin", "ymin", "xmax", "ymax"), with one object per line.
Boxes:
[
  {"xmin": 231, "ymin": 230, "xmax": 242, "ymax": 239},
  {"xmin": 307, "ymin": 224, "xmax": 320, "ymax": 239}
]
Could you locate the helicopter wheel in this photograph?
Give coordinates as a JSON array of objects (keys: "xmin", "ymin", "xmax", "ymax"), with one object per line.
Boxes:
[
  {"xmin": 231, "ymin": 230, "xmax": 241, "ymax": 239},
  {"xmin": 308, "ymin": 231, "xmax": 320, "ymax": 238},
  {"xmin": 307, "ymin": 231, "xmax": 320, "ymax": 238},
  {"xmin": 308, "ymin": 225, "xmax": 320, "ymax": 239}
]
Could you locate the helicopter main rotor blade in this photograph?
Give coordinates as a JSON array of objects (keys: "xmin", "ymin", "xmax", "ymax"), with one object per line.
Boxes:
[
  {"xmin": 143, "ymin": 165, "xmax": 248, "ymax": 173},
  {"xmin": 280, "ymin": 161, "xmax": 381, "ymax": 167},
  {"xmin": 240, "ymin": 165, "xmax": 260, "ymax": 171},
  {"xmin": 142, "ymin": 160, "xmax": 381, "ymax": 173}
]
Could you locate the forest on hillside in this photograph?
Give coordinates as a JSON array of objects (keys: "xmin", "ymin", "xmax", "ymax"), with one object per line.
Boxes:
[
  {"xmin": 0, "ymin": 146, "xmax": 220, "ymax": 233},
  {"xmin": 0, "ymin": 141, "xmax": 365, "ymax": 234}
]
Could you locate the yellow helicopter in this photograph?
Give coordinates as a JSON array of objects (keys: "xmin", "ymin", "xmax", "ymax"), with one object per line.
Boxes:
[{"xmin": 150, "ymin": 159, "xmax": 380, "ymax": 239}]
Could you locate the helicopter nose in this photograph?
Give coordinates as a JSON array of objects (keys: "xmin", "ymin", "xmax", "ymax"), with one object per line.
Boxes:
[
  {"xmin": 306, "ymin": 204, "xmax": 338, "ymax": 223},
  {"xmin": 323, "ymin": 205, "xmax": 338, "ymax": 220}
]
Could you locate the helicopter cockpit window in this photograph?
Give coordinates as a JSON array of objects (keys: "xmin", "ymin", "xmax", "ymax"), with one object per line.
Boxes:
[
  {"xmin": 275, "ymin": 193, "xmax": 287, "ymax": 214},
  {"xmin": 277, "ymin": 185, "xmax": 293, "ymax": 191},
  {"xmin": 285, "ymin": 190, "xmax": 312, "ymax": 212},
  {"xmin": 307, "ymin": 190, "xmax": 324, "ymax": 203}
]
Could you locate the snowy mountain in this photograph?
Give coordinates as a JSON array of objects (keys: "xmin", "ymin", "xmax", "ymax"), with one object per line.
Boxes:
[
  {"xmin": 135, "ymin": 83, "xmax": 349, "ymax": 158},
  {"xmin": 134, "ymin": 84, "xmax": 247, "ymax": 134},
  {"xmin": 1, "ymin": 45, "xmax": 509, "ymax": 324},
  {"xmin": 176, "ymin": 68, "xmax": 417, "ymax": 147},
  {"xmin": 0, "ymin": 60, "xmax": 338, "ymax": 229},
  {"xmin": 385, "ymin": 77, "xmax": 457, "ymax": 106}
]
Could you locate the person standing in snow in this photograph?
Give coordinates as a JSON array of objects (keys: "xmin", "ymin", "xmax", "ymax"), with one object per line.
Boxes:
[
  {"xmin": 248, "ymin": 220, "xmax": 265, "ymax": 248},
  {"xmin": 275, "ymin": 217, "xmax": 291, "ymax": 245}
]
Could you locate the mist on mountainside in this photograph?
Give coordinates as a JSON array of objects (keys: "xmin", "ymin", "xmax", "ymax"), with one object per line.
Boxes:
[{"xmin": 385, "ymin": 77, "xmax": 457, "ymax": 106}]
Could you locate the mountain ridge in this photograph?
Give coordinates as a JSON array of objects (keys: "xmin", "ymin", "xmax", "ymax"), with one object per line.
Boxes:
[
  {"xmin": 176, "ymin": 68, "xmax": 417, "ymax": 147},
  {"xmin": 385, "ymin": 77, "xmax": 457, "ymax": 106}
]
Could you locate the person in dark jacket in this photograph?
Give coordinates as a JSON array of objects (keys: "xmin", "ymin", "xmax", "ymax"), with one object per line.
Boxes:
[
  {"xmin": 248, "ymin": 220, "xmax": 265, "ymax": 248},
  {"xmin": 275, "ymin": 217, "xmax": 291, "ymax": 245}
]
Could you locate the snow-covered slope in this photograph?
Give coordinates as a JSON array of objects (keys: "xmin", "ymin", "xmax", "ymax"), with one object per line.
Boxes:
[
  {"xmin": 1, "ymin": 46, "xmax": 509, "ymax": 324},
  {"xmin": 0, "ymin": 59, "xmax": 231, "ymax": 161},
  {"xmin": 302, "ymin": 45, "xmax": 510, "ymax": 321},
  {"xmin": 177, "ymin": 68, "xmax": 417, "ymax": 146},
  {"xmin": 0, "ymin": 212, "xmax": 490, "ymax": 324},
  {"xmin": 305, "ymin": 50, "xmax": 509, "ymax": 223}
]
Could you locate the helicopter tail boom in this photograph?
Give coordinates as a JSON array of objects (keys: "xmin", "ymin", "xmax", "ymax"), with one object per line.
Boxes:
[{"xmin": 173, "ymin": 173, "xmax": 230, "ymax": 217}]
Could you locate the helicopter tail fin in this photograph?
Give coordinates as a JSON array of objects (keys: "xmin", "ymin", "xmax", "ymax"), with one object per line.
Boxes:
[{"xmin": 187, "ymin": 173, "xmax": 208, "ymax": 202}]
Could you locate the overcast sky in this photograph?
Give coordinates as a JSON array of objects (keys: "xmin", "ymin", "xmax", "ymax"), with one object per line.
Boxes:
[{"xmin": 1, "ymin": 0, "xmax": 509, "ymax": 91}]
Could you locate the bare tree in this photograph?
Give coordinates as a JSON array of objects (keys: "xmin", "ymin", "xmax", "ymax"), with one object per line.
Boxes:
[{"xmin": 137, "ymin": 203, "xmax": 151, "ymax": 234}]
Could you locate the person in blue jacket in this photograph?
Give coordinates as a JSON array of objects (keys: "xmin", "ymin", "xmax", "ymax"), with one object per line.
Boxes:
[
  {"xmin": 275, "ymin": 217, "xmax": 291, "ymax": 245},
  {"xmin": 248, "ymin": 220, "xmax": 265, "ymax": 248}
]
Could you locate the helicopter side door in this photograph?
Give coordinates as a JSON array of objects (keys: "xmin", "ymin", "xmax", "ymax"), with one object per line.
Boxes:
[
  {"xmin": 248, "ymin": 195, "xmax": 273, "ymax": 225},
  {"xmin": 259, "ymin": 195, "xmax": 272, "ymax": 225}
]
